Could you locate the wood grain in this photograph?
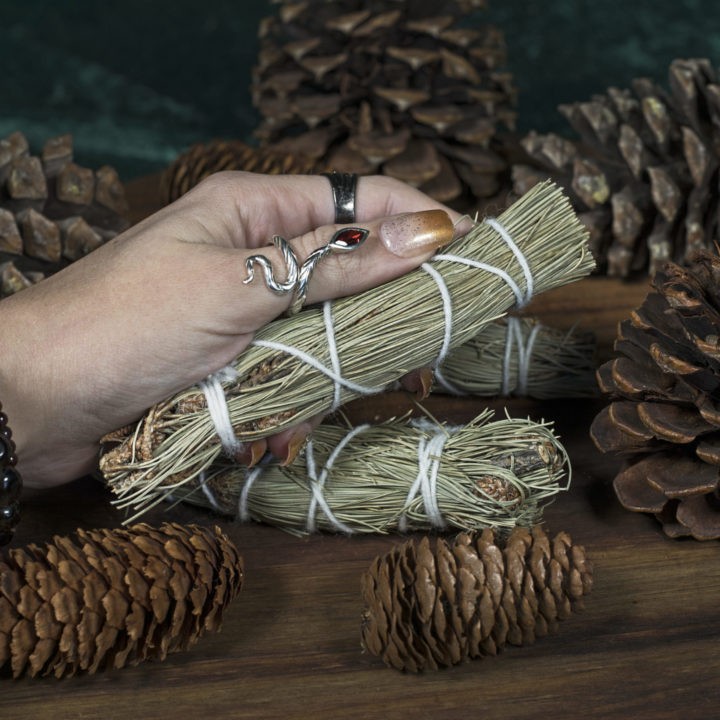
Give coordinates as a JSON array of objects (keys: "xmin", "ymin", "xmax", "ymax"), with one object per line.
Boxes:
[
  {"xmin": 2, "ymin": 175, "xmax": 717, "ymax": 718},
  {"xmin": 4, "ymin": 399, "xmax": 719, "ymax": 719}
]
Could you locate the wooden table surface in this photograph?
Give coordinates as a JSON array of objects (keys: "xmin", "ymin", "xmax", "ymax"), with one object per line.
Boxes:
[{"xmin": 2, "ymin": 175, "xmax": 718, "ymax": 719}]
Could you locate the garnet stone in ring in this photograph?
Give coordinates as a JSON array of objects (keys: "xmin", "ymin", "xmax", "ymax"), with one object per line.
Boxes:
[{"xmin": 243, "ymin": 226, "xmax": 369, "ymax": 315}]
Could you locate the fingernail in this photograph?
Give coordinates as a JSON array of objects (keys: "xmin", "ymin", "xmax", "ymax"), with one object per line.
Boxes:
[
  {"xmin": 379, "ymin": 209, "xmax": 454, "ymax": 258},
  {"xmin": 282, "ymin": 424, "xmax": 312, "ymax": 466},
  {"xmin": 399, "ymin": 367, "xmax": 435, "ymax": 399},
  {"xmin": 249, "ymin": 438, "xmax": 268, "ymax": 467}
]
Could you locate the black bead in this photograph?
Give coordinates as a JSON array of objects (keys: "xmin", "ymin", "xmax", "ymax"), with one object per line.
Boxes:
[
  {"xmin": 0, "ymin": 411, "xmax": 7, "ymax": 427},
  {"xmin": 0, "ymin": 434, "xmax": 10, "ymax": 464},
  {"xmin": 0, "ymin": 502, "xmax": 20, "ymax": 530},
  {"xmin": 0, "ymin": 467, "xmax": 22, "ymax": 504}
]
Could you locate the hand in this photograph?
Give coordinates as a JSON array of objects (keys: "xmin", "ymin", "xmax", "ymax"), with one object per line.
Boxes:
[{"xmin": 0, "ymin": 172, "xmax": 459, "ymax": 488}]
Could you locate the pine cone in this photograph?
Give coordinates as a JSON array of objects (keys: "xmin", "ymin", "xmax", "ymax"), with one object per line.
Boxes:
[
  {"xmin": 251, "ymin": 0, "xmax": 516, "ymax": 208},
  {"xmin": 590, "ymin": 250, "xmax": 720, "ymax": 539},
  {"xmin": 360, "ymin": 526, "xmax": 592, "ymax": 672},
  {"xmin": 160, "ymin": 139, "xmax": 328, "ymax": 204},
  {"xmin": 512, "ymin": 58, "xmax": 720, "ymax": 278},
  {"xmin": 0, "ymin": 522, "xmax": 243, "ymax": 678},
  {"xmin": 0, "ymin": 131, "xmax": 130, "ymax": 298}
]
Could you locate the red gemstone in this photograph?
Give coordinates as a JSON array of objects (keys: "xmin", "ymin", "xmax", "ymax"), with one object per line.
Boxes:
[{"xmin": 331, "ymin": 227, "xmax": 368, "ymax": 250}]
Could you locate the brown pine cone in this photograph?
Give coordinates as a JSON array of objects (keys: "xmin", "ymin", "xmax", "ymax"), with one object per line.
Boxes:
[
  {"xmin": 590, "ymin": 250, "xmax": 720, "ymax": 539},
  {"xmin": 0, "ymin": 131, "xmax": 130, "ymax": 297},
  {"xmin": 251, "ymin": 0, "xmax": 516, "ymax": 209},
  {"xmin": 360, "ymin": 526, "xmax": 592, "ymax": 672},
  {"xmin": 0, "ymin": 522, "xmax": 243, "ymax": 678},
  {"xmin": 160, "ymin": 138, "xmax": 327, "ymax": 204},
  {"xmin": 512, "ymin": 58, "xmax": 720, "ymax": 278}
]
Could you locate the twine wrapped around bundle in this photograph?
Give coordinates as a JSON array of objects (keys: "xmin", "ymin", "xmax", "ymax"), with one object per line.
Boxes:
[
  {"xmin": 437, "ymin": 317, "xmax": 597, "ymax": 399},
  {"xmin": 101, "ymin": 181, "xmax": 593, "ymax": 517},
  {"xmin": 175, "ymin": 412, "xmax": 570, "ymax": 536}
]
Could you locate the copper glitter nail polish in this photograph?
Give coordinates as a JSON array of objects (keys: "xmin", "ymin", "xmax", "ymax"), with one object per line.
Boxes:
[{"xmin": 379, "ymin": 209, "xmax": 454, "ymax": 258}]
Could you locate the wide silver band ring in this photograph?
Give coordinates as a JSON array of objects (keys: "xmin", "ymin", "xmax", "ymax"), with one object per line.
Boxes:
[{"xmin": 322, "ymin": 172, "xmax": 358, "ymax": 224}]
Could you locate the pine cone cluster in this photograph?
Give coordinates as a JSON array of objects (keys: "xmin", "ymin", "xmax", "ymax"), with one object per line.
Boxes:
[
  {"xmin": 513, "ymin": 58, "xmax": 720, "ymax": 278},
  {"xmin": 360, "ymin": 526, "xmax": 592, "ymax": 672},
  {"xmin": 251, "ymin": 0, "xmax": 516, "ymax": 208},
  {"xmin": 0, "ymin": 131, "xmax": 130, "ymax": 298},
  {"xmin": 160, "ymin": 138, "xmax": 327, "ymax": 204},
  {"xmin": 591, "ymin": 250, "xmax": 720, "ymax": 539},
  {"xmin": 0, "ymin": 522, "xmax": 243, "ymax": 678}
]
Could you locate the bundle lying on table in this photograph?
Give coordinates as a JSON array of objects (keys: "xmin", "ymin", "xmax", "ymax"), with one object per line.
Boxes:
[
  {"xmin": 437, "ymin": 316, "xmax": 597, "ymax": 398},
  {"xmin": 361, "ymin": 526, "xmax": 593, "ymax": 672},
  {"xmin": 101, "ymin": 181, "xmax": 593, "ymax": 517},
  {"xmin": 173, "ymin": 411, "xmax": 570, "ymax": 535},
  {"xmin": 591, "ymin": 250, "xmax": 720, "ymax": 539}
]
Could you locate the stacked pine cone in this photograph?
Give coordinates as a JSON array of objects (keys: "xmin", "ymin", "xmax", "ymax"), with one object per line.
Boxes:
[
  {"xmin": 513, "ymin": 58, "xmax": 720, "ymax": 278},
  {"xmin": 0, "ymin": 523, "xmax": 243, "ymax": 678},
  {"xmin": 361, "ymin": 526, "xmax": 592, "ymax": 672},
  {"xmin": 591, "ymin": 250, "xmax": 720, "ymax": 539},
  {"xmin": 248, "ymin": 0, "xmax": 515, "ymax": 208},
  {"xmin": 0, "ymin": 131, "xmax": 130, "ymax": 298}
]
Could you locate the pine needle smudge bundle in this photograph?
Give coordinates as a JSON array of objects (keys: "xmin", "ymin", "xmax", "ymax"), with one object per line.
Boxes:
[
  {"xmin": 175, "ymin": 411, "xmax": 570, "ymax": 537},
  {"xmin": 438, "ymin": 317, "xmax": 597, "ymax": 399},
  {"xmin": 101, "ymin": 181, "xmax": 593, "ymax": 516}
]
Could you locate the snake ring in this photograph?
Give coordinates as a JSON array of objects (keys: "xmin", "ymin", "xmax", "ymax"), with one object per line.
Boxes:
[{"xmin": 243, "ymin": 226, "xmax": 369, "ymax": 315}]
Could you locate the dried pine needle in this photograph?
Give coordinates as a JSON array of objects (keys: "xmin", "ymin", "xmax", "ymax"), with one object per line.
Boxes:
[
  {"xmin": 172, "ymin": 411, "xmax": 570, "ymax": 536},
  {"xmin": 101, "ymin": 180, "xmax": 593, "ymax": 516},
  {"xmin": 437, "ymin": 316, "xmax": 597, "ymax": 398}
]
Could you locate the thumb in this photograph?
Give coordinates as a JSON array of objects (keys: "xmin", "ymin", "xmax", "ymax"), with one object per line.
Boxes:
[{"xmin": 234, "ymin": 209, "xmax": 455, "ymax": 330}]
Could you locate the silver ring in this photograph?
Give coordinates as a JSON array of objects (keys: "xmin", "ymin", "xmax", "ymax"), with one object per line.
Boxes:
[
  {"xmin": 243, "ymin": 226, "xmax": 369, "ymax": 315},
  {"xmin": 322, "ymin": 172, "xmax": 358, "ymax": 224}
]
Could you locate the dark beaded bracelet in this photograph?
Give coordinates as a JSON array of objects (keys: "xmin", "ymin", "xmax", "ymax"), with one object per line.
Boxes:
[{"xmin": 0, "ymin": 403, "xmax": 22, "ymax": 546}]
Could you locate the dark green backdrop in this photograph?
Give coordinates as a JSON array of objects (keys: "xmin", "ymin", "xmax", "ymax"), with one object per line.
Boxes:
[{"xmin": 2, "ymin": 1, "xmax": 718, "ymax": 180}]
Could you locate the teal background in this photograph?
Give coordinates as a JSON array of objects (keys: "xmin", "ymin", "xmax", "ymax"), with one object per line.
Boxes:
[{"xmin": 1, "ymin": 0, "xmax": 718, "ymax": 180}]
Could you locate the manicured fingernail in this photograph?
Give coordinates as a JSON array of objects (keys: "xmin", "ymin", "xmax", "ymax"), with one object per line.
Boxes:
[
  {"xmin": 249, "ymin": 438, "xmax": 268, "ymax": 467},
  {"xmin": 379, "ymin": 209, "xmax": 454, "ymax": 258},
  {"xmin": 282, "ymin": 424, "xmax": 312, "ymax": 466},
  {"xmin": 399, "ymin": 367, "xmax": 435, "ymax": 399}
]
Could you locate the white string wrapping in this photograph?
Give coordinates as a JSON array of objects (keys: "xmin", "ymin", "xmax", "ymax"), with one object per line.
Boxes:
[
  {"xmin": 197, "ymin": 470, "xmax": 222, "ymax": 512},
  {"xmin": 253, "ymin": 302, "xmax": 385, "ymax": 405},
  {"xmin": 198, "ymin": 366, "xmax": 246, "ymax": 458},
  {"xmin": 483, "ymin": 216, "xmax": 534, "ymax": 307},
  {"xmin": 305, "ymin": 423, "xmax": 370, "ymax": 533},
  {"xmin": 238, "ymin": 464, "xmax": 265, "ymax": 522},
  {"xmin": 397, "ymin": 422, "xmax": 457, "ymax": 532},
  {"xmin": 206, "ymin": 217, "xmax": 535, "ymax": 448},
  {"xmin": 238, "ymin": 424, "xmax": 372, "ymax": 530},
  {"xmin": 501, "ymin": 317, "xmax": 543, "ymax": 396}
]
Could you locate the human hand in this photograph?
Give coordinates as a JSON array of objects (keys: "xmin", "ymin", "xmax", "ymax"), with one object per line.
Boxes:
[{"xmin": 0, "ymin": 172, "xmax": 459, "ymax": 489}]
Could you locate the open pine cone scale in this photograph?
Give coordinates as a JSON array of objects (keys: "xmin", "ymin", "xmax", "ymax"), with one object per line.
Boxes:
[
  {"xmin": 513, "ymin": 58, "xmax": 720, "ymax": 277},
  {"xmin": 591, "ymin": 249, "xmax": 720, "ymax": 538}
]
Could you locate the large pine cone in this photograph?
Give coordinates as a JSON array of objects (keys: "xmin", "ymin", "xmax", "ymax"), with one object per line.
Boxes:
[
  {"xmin": 590, "ymin": 250, "xmax": 720, "ymax": 539},
  {"xmin": 513, "ymin": 58, "xmax": 720, "ymax": 278},
  {"xmin": 160, "ymin": 139, "xmax": 327, "ymax": 204},
  {"xmin": 361, "ymin": 526, "xmax": 592, "ymax": 672},
  {"xmin": 0, "ymin": 522, "xmax": 243, "ymax": 678},
  {"xmin": 0, "ymin": 131, "xmax": 130, "ymax": 298},
  {"xmin": 251, "ymin": 0, "xmax": 516, "ymax": 208}
]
